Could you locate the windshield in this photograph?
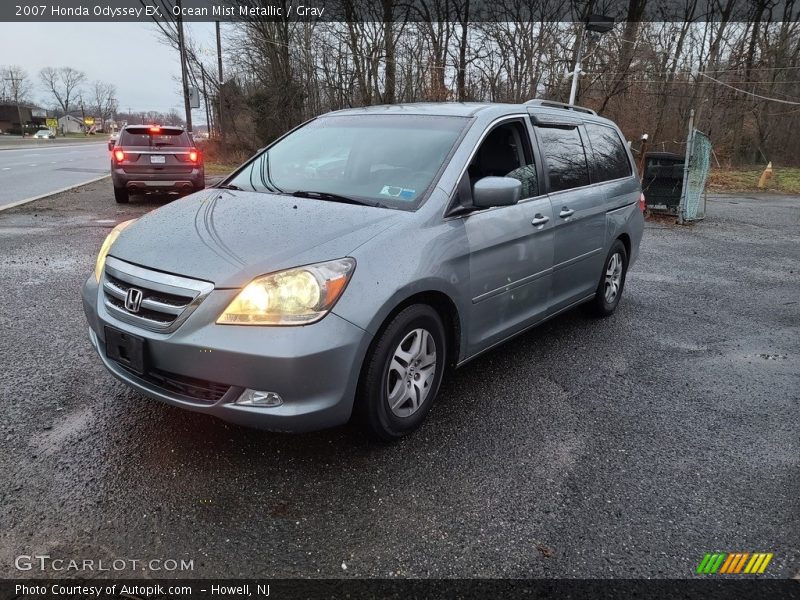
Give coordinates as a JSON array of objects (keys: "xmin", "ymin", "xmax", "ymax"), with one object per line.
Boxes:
[{"xmin": 225, "ymin": 114, "xmax": 469, "ymax": 210}]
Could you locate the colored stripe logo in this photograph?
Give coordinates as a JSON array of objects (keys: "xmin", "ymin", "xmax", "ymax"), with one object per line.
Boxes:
[{"xmin": 696, "ymin": 552, "xmax": 773, "ymax": 574}]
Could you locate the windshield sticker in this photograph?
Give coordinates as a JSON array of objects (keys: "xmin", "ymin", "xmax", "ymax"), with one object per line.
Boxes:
[{"xmin": 379, "ymin": 185, "xmax": 416, "ymax": 200}]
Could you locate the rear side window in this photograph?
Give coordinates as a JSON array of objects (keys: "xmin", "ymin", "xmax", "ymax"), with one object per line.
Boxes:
[
  {"xmin": 535, "ymin": 126, "xmax": 590, "ymax": 192},
  {"xmin": 585, "ymin": 123, "xmax": 632, "ymax": 182},
  {"xmin": 119, "ymin": 128, "xmax": 190, "ymax": 148}
]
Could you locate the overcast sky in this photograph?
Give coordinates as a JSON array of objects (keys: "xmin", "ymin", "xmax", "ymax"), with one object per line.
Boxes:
[{"xmin": 0, "ymin": 22, "xmax": 218, "ymax": 122}]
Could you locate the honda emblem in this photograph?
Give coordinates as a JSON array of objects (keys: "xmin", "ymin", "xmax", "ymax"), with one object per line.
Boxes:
[{"xmin": 125, "ymin": 288, "xmax": 143, "ymax": 313}]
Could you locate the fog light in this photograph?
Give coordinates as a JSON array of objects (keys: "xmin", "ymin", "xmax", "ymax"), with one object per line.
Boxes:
[{"xmin": 236, "ymin": 389, "xmax": 283, "ymax": 407}]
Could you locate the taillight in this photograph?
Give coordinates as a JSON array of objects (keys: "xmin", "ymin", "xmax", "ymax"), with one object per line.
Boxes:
[
  {"xmin": 189, "ymin": 150, "xmax": 198, "ymax": 162},
  {"xmin": 639, "ymin": 192, "xmax": 646, "ymax": 212},
  {"xmin": 114, "ymin": 149, "xmax": 125, "ymax": 162},
  {"xmin": 149, "ymin": 126, "xmax": 161, "ymax": 133}
]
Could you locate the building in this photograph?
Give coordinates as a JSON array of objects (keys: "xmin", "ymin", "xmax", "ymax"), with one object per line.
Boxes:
[
  {"xmin": 0, "ymin": 103, "xmax": 46, "ymax": 135},
  {"xmin": 58, "ymin": 114, "xmax": 85, "ymax": 134}
]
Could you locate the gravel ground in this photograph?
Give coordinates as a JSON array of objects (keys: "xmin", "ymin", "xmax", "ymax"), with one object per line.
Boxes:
[{"xmin": 0, "ymin": 182, "xmax": 797, "ymax": 579}]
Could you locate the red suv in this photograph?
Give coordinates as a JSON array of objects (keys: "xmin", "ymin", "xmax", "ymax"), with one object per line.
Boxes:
[{"xmin": 111, "ymin": 125, "xmax": 204, "ymax": 203}]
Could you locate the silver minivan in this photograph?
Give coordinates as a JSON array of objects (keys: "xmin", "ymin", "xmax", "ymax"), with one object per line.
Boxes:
[{"xmin": 82, "ymin": 100, "xmax": 644, "ymax": 440}]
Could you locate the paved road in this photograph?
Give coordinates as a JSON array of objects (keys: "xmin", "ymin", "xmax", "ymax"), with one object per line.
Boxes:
[
  {"xmin": 0, "ymin": 137, "xmax": 109, "ymax": 149},
  {"xmin": 0, "ymin": 142, "xmax": 109, "ymax": 209},
  {"xmin": 0, "ymin": 184, "xmax": 797, "ymax": 579}
]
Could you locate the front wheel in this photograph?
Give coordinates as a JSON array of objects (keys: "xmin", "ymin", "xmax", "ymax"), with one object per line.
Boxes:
[
  {"xmin": 356, "ymin": 304, "xmax": 446, "ymax": 441},
  {"xmin": 587, "ymin": 240, "xmax": 628, "ymax": 317}
]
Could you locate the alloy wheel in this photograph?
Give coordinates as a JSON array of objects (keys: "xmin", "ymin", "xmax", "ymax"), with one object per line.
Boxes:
[
  {"xmin": 604, "ymin": 252, "xmax": 623, "ymax": 304},
  {"xmin": 386, "ymin": 328, "xmax": 437, "ymax": 418}
]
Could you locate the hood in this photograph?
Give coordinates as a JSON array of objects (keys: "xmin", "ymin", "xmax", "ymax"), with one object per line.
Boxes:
[{"xmin": 109, "ymin": 190, "xmax": 406, "ymax": 288}]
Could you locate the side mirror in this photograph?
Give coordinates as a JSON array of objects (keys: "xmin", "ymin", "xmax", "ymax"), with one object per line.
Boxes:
[
  {"xmin": 472, "ymin": 176, "xmax": 522, "ymax": 208},
  {"xmin": 107, "ymin": 140, "xmax": 115, "ymax": 151}
]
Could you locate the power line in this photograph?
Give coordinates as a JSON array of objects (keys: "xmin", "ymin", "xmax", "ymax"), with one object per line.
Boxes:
[
  {"xmin": 584, "ymin": 66, "xmax": 800, "ymax": 77},
  {"xmin": 585, "ymin": 76, "xmax": 800, "ymax": 84},
  {"xmin": 699, "ymin": 72, "xmax": 800, "ymax": 105}
]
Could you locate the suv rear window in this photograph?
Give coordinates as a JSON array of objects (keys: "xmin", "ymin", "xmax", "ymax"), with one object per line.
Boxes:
[
  {"xmin": 119, "ymin": 127, "xmax": 190, "ymax": 148},
  {"xmin": 585, "ymin": 123, "xmax": 632, "ymax": 182},
  {"xmin": 536, "ymin": 126, "xmax": 590, "ymax": 192}
]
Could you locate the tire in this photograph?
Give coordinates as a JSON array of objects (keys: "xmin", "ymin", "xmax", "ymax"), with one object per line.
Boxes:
[
  {"xmin": 587, "ymin": 239, "xmax": 628, "ymax": 317},
  {"xmin": 356, "ymin": 304, "xmax": 447, "ymax": 441},
  {"xmin": 114, "ymin": 186, "xmax": 129, "ymax": 204}
]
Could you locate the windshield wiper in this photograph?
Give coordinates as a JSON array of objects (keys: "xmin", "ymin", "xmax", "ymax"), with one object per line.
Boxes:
[
  {"xmin": 217, "ymin": 183, "xmax": 243, "ymax": 191},
  {"xmin": 291, "ymin": 190, "xmax": 372, "ymax": 206}
]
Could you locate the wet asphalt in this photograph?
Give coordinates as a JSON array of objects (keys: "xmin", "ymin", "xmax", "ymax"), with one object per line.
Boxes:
[
  {"xmin": 0, "ymin": 142, "xmax": 109, "ymax": 209},
  {"xmin": 0, "ymin": 182, "xmax": 797, "ymax": 579}
]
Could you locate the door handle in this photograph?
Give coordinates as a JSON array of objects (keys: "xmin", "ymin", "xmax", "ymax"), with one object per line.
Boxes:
[
  {"xmin": 559, "ymin": 207, "xmax": 575, "ymax": 218},
  {"xmin": 531, "ymin": 214, "xmax": 550, "ymax": 227}
]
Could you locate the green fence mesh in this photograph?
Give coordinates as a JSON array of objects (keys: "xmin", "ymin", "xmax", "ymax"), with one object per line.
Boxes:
[{"xmin": 682, "ymin": 129, "xmax": 712, "ymax": 221}]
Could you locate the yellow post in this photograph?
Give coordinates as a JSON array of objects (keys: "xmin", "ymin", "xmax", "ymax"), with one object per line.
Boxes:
[{"xmin": 758, "ymin": 162, "xmax": 773, "ymax": 189}]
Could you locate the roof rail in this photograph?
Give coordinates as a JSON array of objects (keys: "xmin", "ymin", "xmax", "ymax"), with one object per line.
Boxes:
[{"xmin": 524, "ymin": 99, "xmax": 597, "ymax": 116}]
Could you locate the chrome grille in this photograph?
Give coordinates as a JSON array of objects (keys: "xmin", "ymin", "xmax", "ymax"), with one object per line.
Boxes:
[{"xmin": 102, "ymin": 256, "xmax": 214, "ymax": 333}]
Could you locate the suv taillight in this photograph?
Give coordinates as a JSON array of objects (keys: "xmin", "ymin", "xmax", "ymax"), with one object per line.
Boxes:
[
  {"xmin": 114, "ymin": 149, "xmax": 125, "ymax": 162},
  {"xmin": 639, "ymin": 192, "xmax": 646, "ymax": 212},
  {"xmin": 189, "ymin": 150, "xmax": 198, "ymax": 162}
]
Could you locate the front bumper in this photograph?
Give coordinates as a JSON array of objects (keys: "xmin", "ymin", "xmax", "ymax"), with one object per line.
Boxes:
[{"xmin": 82, "ymin": 274, "xmax": 371, "ymax": 432}]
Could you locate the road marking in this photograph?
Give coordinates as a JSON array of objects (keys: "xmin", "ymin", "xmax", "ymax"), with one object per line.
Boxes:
[
  {"xmin": 0, "ymin": 174, "xmax": 110, "ymax": 213},
  {"xmin": 29, "ymin": 164, "xmax": 37, "ymax": 166},
  {"xmin": 1, "ymin": 167, "xmax": 9, "ymax": 170}
]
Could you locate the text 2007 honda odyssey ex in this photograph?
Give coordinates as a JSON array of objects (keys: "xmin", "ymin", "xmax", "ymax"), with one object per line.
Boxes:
[{"xmin": 83, "ymin": 101, "xmax": 644, "ymax": 440}]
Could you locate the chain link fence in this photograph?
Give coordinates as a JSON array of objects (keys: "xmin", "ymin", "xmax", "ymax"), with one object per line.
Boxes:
[{"xmin": 680, "ymin": 129, "xmax": 712, "ymax": 221}]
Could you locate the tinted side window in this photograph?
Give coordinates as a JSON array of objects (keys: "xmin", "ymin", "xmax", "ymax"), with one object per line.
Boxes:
[
  {"xmin": 536, "ymin": 126, "xmax": 590, "ymax": 192},
  {"xmin": 586, "ymin": 123, "xmax": 632, "ymax": 182}
]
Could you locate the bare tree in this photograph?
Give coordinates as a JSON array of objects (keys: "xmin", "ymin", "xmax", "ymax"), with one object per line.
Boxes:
[
  {"xmin": 0, "ymin": 65, "xmax": 32, "ymax": 104},
  {"xmin": 1, "ymin": 65, "xmax": 32, "ymax": 136},
  {"xmin": 139, "ymin": 0, "xmax": 800, "ymax": 166},
  {"xmin": 92, "ymin": 81, "xmax": 119, "ymax": 129},
  {"xmin": 39, "ymin": 66, "xmax": 86, "ymax": 118}
]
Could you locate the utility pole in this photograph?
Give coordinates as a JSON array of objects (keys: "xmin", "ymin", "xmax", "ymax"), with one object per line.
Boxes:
[
  {"xmin": 215, "ymin": 20, "xmax": 224, "ymax": 141},
  {"xmin": 567, "ymin": 15, "xmax": 614, "ymax": 106},
  {"xmin": 78, "ymin": 96, "xmax": 87, "ymax": 135},
  {"xmin": 678, "ymin": 108, "xmax": 695, "ymax": 225},
  {"xmin": 568, "ymin": 26, "xmax": 585, "ymax": 106},
  {"xmin": 201, "ymin": 65, "xmax": 212, "ymax": 137},
  {"xmin": 4, "ymin": 72, "xmax": 25, "ymax": 138},
  {"xmin": 176, "ymin": 0, "xmax": 192, "ymax": 131}
]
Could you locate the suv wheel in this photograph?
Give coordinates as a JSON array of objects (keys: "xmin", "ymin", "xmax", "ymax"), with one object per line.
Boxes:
[
  {"xmin": 356, "ymin": 304, "xmax": 446, "ymax": 441},
  {"xmin": 588, "ymin": 239, "xmax": 628, "ymax": 317},
  {"xmin": 114, "ymin": 186, "xmax": 129, "ymax": 204}
]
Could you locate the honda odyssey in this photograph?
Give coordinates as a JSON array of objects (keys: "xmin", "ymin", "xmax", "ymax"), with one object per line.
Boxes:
[{"xmin": 83, "ymin": 100, "xmax": 644, "ymax": 440}]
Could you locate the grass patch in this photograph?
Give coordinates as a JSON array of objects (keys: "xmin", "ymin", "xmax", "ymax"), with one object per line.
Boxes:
[
  {"xmin": 205, "ymin": 162, "xmax": 239, "ymax": 176},
  {"xmin": 708, "ymin": 166, "xmax": 800, "ymax": 195},
  {"xmin": 59, "ymin": 132, "xmax": 109, "ymax": 139}
]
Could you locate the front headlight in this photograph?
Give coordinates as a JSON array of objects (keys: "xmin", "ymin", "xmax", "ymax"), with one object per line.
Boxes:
[
  {"xmin": 94, "ymin": 219, "xmax": 135, "ymax": 281},
  {"xmin": 218, "ymin": 258, "xmax": 355, "ymax": 326}
]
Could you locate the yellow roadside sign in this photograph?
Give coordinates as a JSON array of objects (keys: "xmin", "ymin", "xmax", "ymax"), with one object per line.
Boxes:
[{"xmin": 46, "ymin": 118, "xmax": 58, "ymax": 128}]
